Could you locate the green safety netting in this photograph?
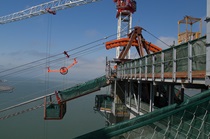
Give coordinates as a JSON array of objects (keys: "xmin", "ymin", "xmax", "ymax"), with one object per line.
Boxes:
[
  {"xmin": 163, "ymin": 36, "xmax": 205, "ymax": 73},
  {"xmin": 119, "ymin": 36, "xmax": 206, "ymax": 75},
  {"xmin": 75, "ymin": 89, "xmax": 210, "ymax": 139},
  {"xmin": 44, "ymin": 103, "xmax": 66, "ymax": 120},
  {"xmin": 59, "ymin": 75, "xmax": 109, "ymax": 102},
  {"xmin": 94, "ymin": 95, "xmax": 113, "ymax": 111}
]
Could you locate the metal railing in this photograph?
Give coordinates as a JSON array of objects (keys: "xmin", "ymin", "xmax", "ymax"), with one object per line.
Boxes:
[{"xmin": 116, "ymin": 36, "xmax": 206, "ymax": 84}]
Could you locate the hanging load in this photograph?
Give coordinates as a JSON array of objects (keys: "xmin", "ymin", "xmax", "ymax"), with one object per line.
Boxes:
[
  {"xmin": 44, "ymin": 91, "xmax": 66, "ymax": 120},
  {"xmin": 94, "ymin": 94, "xmax": 113, "ymax": 112},
  {"xmin": 48, "ymin": 58, "xmax": 78, "ymax": 75}
]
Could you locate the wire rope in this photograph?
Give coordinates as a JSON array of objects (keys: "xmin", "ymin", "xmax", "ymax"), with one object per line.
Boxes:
[{"xmin": 142, "ymin": 28, "xmax": 171, "ymax": 47}]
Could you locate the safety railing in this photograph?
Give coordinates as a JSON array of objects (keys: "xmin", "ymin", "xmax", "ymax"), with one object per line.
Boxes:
[{"xmin": 117, "ymin": 36, "xmax": 206, "ymax": 84}]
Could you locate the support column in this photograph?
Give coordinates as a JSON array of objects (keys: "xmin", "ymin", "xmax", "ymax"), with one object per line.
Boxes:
[
  {"xmin": 129, "ymin": 80, "xmax": 132, "ymax": 107},
  {"xmin": 137, "ymin": 80, "xmax": 142, "ymax": 114},
  {"xmin": 180, "ymin": 86, "xmax": 184, "ymax": 102},
  {"xmin": 125, "ymin": 80, "xmax": 129, "ymax": 105},
  {"xmin": 129, "ymin": 80, "xmax": 133, "ymax": 107},
  {"xmin": 112, "ymin": 79, "xmax": 117, "ymax": 115},
  {"xmin": 168, "ymin": 84, "xmax": 174, "ymax": 105},
  {"xmin": 149, "ymin": 82, "xmax": 154, "ymax": 112}
]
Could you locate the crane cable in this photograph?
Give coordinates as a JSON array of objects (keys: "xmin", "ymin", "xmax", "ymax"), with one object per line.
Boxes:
[
  {"xmin": 0, "ymin": 26, "xmax": 171, "ymax": 77},
  {"xmin": 0, "ymin": 28, "xmax": 130, "ymax": 75},
  {"xmin": 142, "ymin": 28, "xmax": 171, "ymax": 47},
  {"xmin": 0, "ymin": 26, "xmax": 171, "ymax": 79},
  {"xmin": 44, "ymin": 15, "xmax": 53, "ymax": 139},
  {"xmin": 0, "ymin": 32, "xmax": 127, "ymax": 78}
]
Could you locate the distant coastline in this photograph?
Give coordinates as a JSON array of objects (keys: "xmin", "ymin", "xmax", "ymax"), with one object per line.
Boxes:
[{"xmin": 0, "ymin": 86, "xmax": 14, "ymax": 93}]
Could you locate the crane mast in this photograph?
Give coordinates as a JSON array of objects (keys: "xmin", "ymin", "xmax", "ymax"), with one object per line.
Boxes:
[
  {"xmin": 114, "ymin": 0, "xmax": 136, "ymax": 59},
  {"xmin": 0, "ymin": 0, "xmax": 99, "ymax": 24}
]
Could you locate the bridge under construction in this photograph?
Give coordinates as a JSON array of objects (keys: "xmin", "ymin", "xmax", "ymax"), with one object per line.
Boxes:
[{"xmin": 0, "ymin": 0, "xmax": 210, "ymax": 139}]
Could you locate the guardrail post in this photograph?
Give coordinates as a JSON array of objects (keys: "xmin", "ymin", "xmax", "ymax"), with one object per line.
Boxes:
[
  {"xmin": 172, "ymin": 47, "xmax": 176, "ymax": 82},
  {"xmin": 161, "ymin": 51, "xmax": 164, "ymax": 81},
  {"xmin": 188, "ymin": 42, "xmax": 192, "ymax": 83}
]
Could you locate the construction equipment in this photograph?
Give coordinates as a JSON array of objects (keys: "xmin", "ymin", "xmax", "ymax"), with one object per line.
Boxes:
[
  {"xmin": 44, "ymin": 75, "xmax": 109, "ymax": 120},
  {"xmin": 113, "ymin": 0, "xmax": 137, "ymax": 59},
  {"xmin": 105, "ymin": 26, "xmax": 162, "ymax": 59},
  {"xmin": 178, "ymin": 15, "xmax": 202, "ymax": 44},
  {"xmin": 114, "ymin": 0, "xmax": 137, "ymax": 18},
  {"xmin": 0, "ymin": 0, "xmax": 100, "ymax": 24},
  {"xmin": 0, "ymin": 0, "xmax": 103, "ymax": 120},
  {"xmin": 47, "ymin": 58, "xmax": 78, "ymax": 75}
]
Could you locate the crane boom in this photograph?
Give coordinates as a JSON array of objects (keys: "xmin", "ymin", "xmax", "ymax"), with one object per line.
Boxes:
[{"xmin": 0, "ymin": 0, "xmax": 99, "ymax": 24}]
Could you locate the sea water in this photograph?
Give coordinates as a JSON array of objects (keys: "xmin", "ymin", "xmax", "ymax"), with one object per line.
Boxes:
[{"xmin": 0, "ymin": 78, "xmax": 106, "ymax": 139}]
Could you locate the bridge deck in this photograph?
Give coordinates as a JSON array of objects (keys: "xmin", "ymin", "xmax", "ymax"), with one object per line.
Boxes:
[{"xmin": 113, "ymin": 36, "xmax": 206, "ymax": 85}]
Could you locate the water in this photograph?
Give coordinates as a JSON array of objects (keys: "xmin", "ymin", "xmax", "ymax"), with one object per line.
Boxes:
[{"xmin": 0, "ymin": 78, "xmax": 106, "ymax": 139}]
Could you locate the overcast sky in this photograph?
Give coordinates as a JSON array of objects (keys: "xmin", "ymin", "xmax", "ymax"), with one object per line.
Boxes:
[{"xmin": 0, "ymin": 0, "xmax": 207, "ymax": 81}]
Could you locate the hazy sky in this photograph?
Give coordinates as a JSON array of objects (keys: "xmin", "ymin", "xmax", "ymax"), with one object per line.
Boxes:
[{"xmin": 0, "ymin": 0, "xmax": 207, "ymax": 80}]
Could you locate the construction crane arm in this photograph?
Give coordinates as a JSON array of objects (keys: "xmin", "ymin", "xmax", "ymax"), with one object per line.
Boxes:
[{"xmin": 0, "ymin": 0, "xmax": 100, "ymax": 24}]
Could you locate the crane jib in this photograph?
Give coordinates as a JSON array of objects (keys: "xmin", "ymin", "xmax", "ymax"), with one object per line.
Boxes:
[{"xmin": 0, "ymin": 0, "xmax": 100, "ymax": 24}]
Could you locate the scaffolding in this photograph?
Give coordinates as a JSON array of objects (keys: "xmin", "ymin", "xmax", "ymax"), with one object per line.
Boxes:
[{"xmin": 178, "ymin": 16, "xmax": 202, "ymax": 44}]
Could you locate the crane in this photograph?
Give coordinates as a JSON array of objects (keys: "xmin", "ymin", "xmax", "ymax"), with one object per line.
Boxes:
[
  {"xmin": 0, "ymin": 0, "xmax": 100, "ymax": 24},
  {"xmin": 113, "ymin": 0, "xmax": 137, "ymax": 59},
  {"xmin": 0, "ymin": 0, "xmax": 102, "ymax": 120}
]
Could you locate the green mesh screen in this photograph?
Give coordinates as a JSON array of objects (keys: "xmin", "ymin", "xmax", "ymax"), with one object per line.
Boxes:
[
  {"xmin": 44, "ymin": 103, "xmax": 66, "ymax": 120},
  {"xmin": 75, "ymin": 89, "xmax": 210, "ymax": 139},
  {"xmin": 154, "ymin": 52, "xmax": 161, "ymax": 73},
  {"xmin": 59, "ymin": 75, "xmax": 109, "ymax": 102},
  {"xmin": 119, "ymin": 36, "xmax": 206, "ymax": 74},
  {"xmin": 192, "ymin": 38, "xmax": 206, "ymax": 71},
  {"xmin": 94, "ymin": 95, "xmax": 113, "ymax": 111},
  {"xmin": 176, "ymin": 43, "xmax": 188, "ymax": 72}
]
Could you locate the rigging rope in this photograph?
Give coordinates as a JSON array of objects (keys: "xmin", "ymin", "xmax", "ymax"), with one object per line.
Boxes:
[
  {"xmin": 142, "ymin": 28, "xmax": 171, "ymax": 47},
  {"xmin": 0, "ymin": 103, "xmax": 44, "ymax": 120},
  {"xmin": 0, "ymin": 40, "xmax": 113, "ymax": 78}
]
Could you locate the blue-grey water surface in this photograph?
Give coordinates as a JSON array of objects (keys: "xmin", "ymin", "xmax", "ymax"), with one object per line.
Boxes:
[{"xmin": 0, "ymin": 78, "xmax": 106, "ymax": 139}]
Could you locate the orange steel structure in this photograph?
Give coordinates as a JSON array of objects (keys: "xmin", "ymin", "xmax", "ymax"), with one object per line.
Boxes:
[
  {"xmin": 48, "ymin": 58, "xmax": 78, "ymax": 75},
  {"xmin": 105, "ymin": 26, "xmax": 162, "ymax": 59}
]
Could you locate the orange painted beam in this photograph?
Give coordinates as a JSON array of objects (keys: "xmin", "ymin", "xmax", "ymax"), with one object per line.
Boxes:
[{"xmin": 105, "ymin": 38, "xmax": 162, "ymax": 53}]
